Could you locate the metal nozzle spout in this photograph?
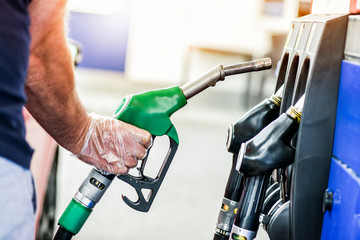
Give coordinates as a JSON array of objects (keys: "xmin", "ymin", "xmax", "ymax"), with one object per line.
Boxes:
[
  {"xmin": 223, "ymin": 58, "xmax": 272, "ymax": 76},
  {"xmin": 180, "ymin": 58, "xmax": 272, "ymax": 100}
]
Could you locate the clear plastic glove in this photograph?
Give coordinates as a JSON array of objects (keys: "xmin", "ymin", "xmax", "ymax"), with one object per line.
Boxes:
[{"xmin": 77, "ymin": 113, "xmax": 152, "ymax": 175}]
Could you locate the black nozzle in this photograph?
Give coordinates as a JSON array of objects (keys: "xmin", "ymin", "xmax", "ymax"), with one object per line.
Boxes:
[
  {"xmin": 226, "ymin": 98, "xmax": 280, "ymax": 154},
  {"xmin": 239, "ymin": 113, "xmax": 299, "ymax": 177}
]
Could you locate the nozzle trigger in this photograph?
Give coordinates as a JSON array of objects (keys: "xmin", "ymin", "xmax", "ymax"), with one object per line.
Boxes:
[{"xmin": 118, "ymin": 136, "xmax": 178, "ymax": 212}]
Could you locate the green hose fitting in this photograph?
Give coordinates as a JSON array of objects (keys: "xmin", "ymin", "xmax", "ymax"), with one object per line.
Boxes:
[
  {"xmin": 58, "ymin": 199, "xmax": 92, "ymax": 235},
  {"xmin": 113, "ymin": 86, "xmax": 187, "ymax": 144}
]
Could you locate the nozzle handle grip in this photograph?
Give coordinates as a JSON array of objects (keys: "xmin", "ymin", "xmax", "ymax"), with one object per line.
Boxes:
[
  {"xmin": 113, "ymin": 87, "xmax": 185, "ymax": 212},
  {"xmin": 117, "ymin": 137, "xmax": 178, "ymax": 212}
]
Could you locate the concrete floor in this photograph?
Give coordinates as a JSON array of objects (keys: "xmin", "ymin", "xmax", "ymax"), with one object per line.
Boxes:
[{"xmin": 55, "ymin": 68, "xmax": 273, "ymax": 239}]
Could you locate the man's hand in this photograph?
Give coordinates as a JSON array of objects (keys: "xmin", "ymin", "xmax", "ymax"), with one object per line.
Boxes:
[{"xmin": 76, "ymin": 114, "xmax": 152, "ymax": 175}]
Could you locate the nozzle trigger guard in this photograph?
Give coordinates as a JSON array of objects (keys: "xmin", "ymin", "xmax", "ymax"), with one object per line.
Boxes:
[{"xmin": 117, "ymin": 136, "xmax": 178, "ymax": 212}]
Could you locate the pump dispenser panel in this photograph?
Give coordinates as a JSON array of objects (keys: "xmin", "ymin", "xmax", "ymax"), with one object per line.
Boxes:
[
  {"xmin": 321, "ymin": 15, "xmax": 360, "ymax": 240},
  {"xmin": 259, "ymin": 13, "xmax": 349, "ymax": 240}
]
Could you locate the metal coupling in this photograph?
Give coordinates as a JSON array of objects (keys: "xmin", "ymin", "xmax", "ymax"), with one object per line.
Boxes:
[
  {"xmin": 76, "ymin": 169, "xmax": 114, "ymax": 208},
  {"xmin": 286, "ymin": 94, "xmax": 305, "ymax": 123},
  {"xmin": 269, "ymin": 85, "xmax": 284, "ymax": 107}
]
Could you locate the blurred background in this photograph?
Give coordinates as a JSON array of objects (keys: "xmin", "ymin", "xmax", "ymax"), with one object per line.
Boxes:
[{"xmin": 41, "ymin": 0, "xmax": 311, "ymax": 239}]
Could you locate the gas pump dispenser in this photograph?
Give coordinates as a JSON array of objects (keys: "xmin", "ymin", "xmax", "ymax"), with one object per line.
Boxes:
[
  {"xmin": 280, "ymin": 14, "xmax": 348, "ymax": 240},
  {"xmin": 218, "ymin": 13, "xmax": 349, "ymax": 240}
]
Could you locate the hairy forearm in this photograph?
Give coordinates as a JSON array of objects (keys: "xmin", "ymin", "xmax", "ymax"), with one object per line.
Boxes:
[
  {"xmin": 24, "ymin": 0, "xmax": 152, "ymax": 175},
  {"xmin": 25, "ymin": 10, "xmax": 90, "ymax": 154}
]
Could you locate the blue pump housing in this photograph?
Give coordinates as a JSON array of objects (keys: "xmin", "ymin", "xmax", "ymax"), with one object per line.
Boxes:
[{"xmin": 321, "ymin": 60, "xmax": 360, "ymax": 240}]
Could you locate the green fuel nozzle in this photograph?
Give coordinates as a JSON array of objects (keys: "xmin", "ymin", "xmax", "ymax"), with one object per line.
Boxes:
[
  {"xmin": 113, "ymin": 58, "xmax": 272, "ymax": 213},
  {"xmin": 54, "ymin": 58, "xmax": 272, "ymax": 240}
]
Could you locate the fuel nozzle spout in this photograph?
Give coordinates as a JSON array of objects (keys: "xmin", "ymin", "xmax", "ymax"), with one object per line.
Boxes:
[
  {"xmin": 236, "ymin": 94, "xmax": 305, "ymax": 177},
  {"xmin": 180, "ymin": 58, "xmax": 272, "ymax": 100}
]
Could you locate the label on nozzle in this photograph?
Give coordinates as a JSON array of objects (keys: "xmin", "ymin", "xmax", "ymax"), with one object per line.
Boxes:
[
  {"xmin": 216, "ymin": 198, "xmax": 239, "ymax": 233},
  {"xmin": 90, "ymin": 177, "xmax": 105, "ymax": 190},
  {"xmin": 230, "ymin": 225, "xmax": 256, "ymax": 240}
]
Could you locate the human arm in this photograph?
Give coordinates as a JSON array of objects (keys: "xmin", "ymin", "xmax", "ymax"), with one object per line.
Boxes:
[{"xmin": 25, "ymin": 0, "xmax": 151, "ymax": 174}]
